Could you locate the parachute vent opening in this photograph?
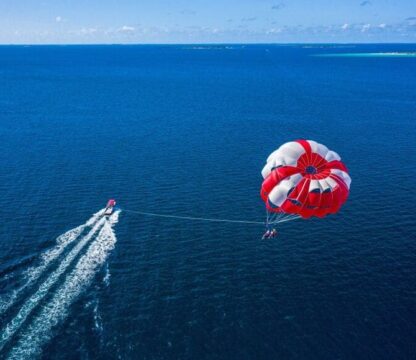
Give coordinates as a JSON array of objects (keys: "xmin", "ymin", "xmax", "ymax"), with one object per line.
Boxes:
[{"xmin": 305, "ymin": 166, "xmax": 317, "ymax": 174}]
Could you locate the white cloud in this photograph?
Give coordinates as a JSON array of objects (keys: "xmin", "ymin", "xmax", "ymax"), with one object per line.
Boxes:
[
  {"xmin": 378, "ymin": 23, "xmax": 386, "ymax": 28},
  {"xmin": 341, "ymin": 23, "xmax": 349, "ymax": 30},
  {"xmin": 361, "ymin": 23, "xmax": 371, "ymax": 32},
  {"xmin": 79, "ymin": 27, "xmax": 98, "ymax": 35},
  {"xmin": 55, "ymin": 16, "xmax": 62, "ymax": 23},
  {"xmin": 267, "ymin": 28, "xmax": 282, "ymax": 34},
  {"xmin": 117, "ymin": 25, "xmax": 135, "ymax": 33}
]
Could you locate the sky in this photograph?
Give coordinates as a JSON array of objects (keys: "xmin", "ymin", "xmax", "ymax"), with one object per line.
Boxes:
[{"xmin": 0, "ymin": 0, "xmax": 415, "ymax": 44}]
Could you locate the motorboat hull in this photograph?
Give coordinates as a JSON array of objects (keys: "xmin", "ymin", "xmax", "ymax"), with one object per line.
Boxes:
[{"xmin": 104, "ymin": 199, "xmax": 116, "ymax": 216}]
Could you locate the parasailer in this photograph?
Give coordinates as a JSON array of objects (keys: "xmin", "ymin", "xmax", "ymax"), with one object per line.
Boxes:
[
  {"xmin": 262, "ymin": 229, "xmax": 271, "ymax": 239},
  {"xmin": 262, "ymin": 228, "xmax": 278, "ymax": 239},
  {"xmin": 260, "ymin": 139, "xmax": 351, "ymax": 234}
]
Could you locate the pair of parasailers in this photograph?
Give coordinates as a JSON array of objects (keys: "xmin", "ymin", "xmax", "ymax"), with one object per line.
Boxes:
[{"xmin": 262, "ymin": 227, "xmax": 278, "ymax": 239}]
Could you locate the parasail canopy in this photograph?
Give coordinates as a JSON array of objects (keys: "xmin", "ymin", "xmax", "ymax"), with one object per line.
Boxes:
[{"xmin": 261, "ymin": 139, "xmax": 351, "ymax": 220}]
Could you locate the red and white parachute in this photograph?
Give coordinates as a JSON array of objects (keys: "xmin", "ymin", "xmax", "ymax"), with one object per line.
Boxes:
[{"xmin": 261, "ymin": 140, "xmax": 351, "ymax": 224}]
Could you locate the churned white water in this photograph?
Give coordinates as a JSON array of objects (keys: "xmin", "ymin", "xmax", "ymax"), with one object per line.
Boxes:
[
  {"xmin": 7, "ymin": 211, "xmax": 120, "ymax": 359},
  {"xmin": 0, "ymin": 217, "xmax": 106, "ymax": 352}
]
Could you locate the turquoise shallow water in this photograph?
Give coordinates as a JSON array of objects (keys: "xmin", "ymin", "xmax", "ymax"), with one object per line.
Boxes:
[
  {"xmin": 317, "ymin": 52, "xmax": 416, "ymax": 57},
  {"xmin": 0, "ymin": 44, "xmax": 416, "ymax": 359}
]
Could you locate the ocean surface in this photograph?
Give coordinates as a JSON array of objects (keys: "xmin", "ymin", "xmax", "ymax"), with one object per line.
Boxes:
[{"xmin": 0, "ymin": 44, "xmax": 415, "ymax": 359}]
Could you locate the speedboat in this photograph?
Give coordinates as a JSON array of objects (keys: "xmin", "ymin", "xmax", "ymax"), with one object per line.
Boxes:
[{"xmin": 104, "ymin": 199, "xmax": 116, "ymax": 215}]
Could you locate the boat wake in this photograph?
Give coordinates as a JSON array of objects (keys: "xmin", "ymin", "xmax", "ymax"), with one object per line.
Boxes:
[
  {"xmin": 0, "ymin": 210, "xmax": 120, "ymax": 359},
  {"xmin": 25, "ymin": 209, "xmax": 104, "ymax": 283},
  {"xmin": 0, "ymin": 210, "xmax": 104, "ymax": 316}
]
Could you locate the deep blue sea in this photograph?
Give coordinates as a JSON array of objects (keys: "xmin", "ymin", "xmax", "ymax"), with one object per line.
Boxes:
[{"xmin": 0, "ymin": 44, "xmax": 415, "ymax": 359}]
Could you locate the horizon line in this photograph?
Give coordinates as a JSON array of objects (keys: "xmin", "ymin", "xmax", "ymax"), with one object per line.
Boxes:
[{"xmin": 1, "ymin": 41, "xmax": 416, "ymax": 46}]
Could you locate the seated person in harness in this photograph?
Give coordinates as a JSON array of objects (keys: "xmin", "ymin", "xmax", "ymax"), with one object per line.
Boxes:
[{"xmin": 262, "ymin": 227, "xmax": 278, "ymax": 239}]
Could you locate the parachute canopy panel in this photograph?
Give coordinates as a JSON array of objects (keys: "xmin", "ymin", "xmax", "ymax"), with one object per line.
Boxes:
[{"xmin": 261, "ymin": 140, "xmax": 351, "ymax": 219}]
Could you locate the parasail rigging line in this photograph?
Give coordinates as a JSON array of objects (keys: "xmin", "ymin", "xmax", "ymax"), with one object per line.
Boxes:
[{"xmin": 122, "ymin": 209, "xmax": 299, "ymax": 225}]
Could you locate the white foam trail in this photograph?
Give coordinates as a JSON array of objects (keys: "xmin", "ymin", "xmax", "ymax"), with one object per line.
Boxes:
[
  {"xmin": 0, "ymin": 218, "xmax": 106, "ymax": 352},
  {"xmin": 93, "ymin": 300, "xmax": 103, "ymax": 334},
  {"xmin": 27, "ymin": 210, "xmax": 105, "ymax": 282},
  {"xmin": 103, "ymin": 263, "xmax": 111, "ymax": 287},
  {"xmin": 7, "ymin": 211, "xmax": 120, "ymax": 359},
  {"xmin": 0, "ymin": 210, "xmax": 104, "ymax": 315}
]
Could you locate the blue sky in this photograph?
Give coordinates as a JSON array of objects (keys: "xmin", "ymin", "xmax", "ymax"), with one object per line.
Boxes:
[{"xmin": 1, "ymin": 0, "xmax": 415, "ymax": 44}]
